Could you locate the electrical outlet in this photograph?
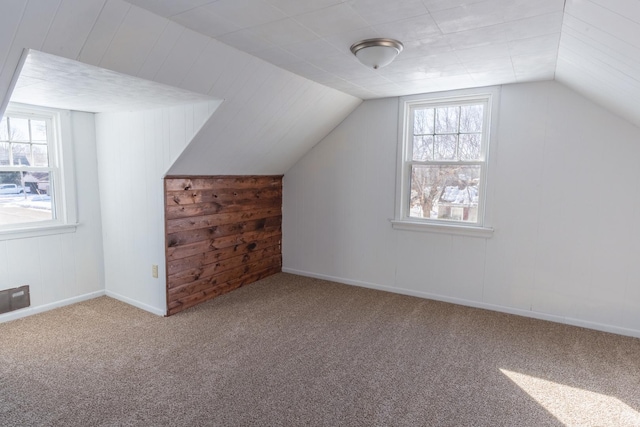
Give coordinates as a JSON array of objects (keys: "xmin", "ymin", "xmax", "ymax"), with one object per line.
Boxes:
[{"xmin": 152, "ymin": 264, "xmax": 159, "ymax": 278}]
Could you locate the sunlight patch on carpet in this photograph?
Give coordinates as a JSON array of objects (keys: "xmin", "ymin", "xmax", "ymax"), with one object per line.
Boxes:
[{"xmin": 500, "ymin": 369, "xmax": 640, "ymax": 427}]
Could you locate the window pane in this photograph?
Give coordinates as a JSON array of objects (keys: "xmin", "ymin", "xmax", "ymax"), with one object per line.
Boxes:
[
  {"xmin": 0, "ymin": 171, "xmax": 54, "ymax": 226},
  {"xmin": 0, "ymin": 117, "xmax": 7, "ymax": 141},
  {"xmin": 459, "ymin": 133, "xmax": 482, "ymax": 160},
  {"xmin": 31, "ymin": 120, "xmax": 47, "ymax": 142},
  {"xmin": 32, "ymin": 144, "xmax": 49, "ymax": 167},
  {"xmin": 434, "ymin": 134, "xmax": 456, "ymax": 160},
  {"xmin": 413, "ymin": 108, "xmax": 434, "ymax": 135},
  {"xmin": 10, "ymin": 118, "xmax": 30, "ymax": 142},
  {"xmin": 413, "ymin": 135, "xmax": 433, "ymax": 161},
  {"xmin": 459, "ymin": 104, "xmax": 484, "ymax": 133},
  {"xmin": 410, "ymin": 164, "xmax": 481, "ymax": 223},
  {"xmin": 435, "ymin": 106, "xmax": 459, "ymax": 134},
  {"xmin": 0, "ymin": 143, "xmax": 9, "ymax": 165},
  {"xmin": 12, "ymin": 143, "xmax": 31, "ymax": 166}
]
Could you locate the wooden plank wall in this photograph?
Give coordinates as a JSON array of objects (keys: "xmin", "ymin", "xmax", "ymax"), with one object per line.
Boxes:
[{"xmin": 164, "ymin": 176, "xmax": 283, "ymax": 316}]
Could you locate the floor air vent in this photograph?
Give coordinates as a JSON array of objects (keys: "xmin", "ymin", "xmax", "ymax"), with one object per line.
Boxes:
[{"xmin": 0, "ymin": 286, "xmax": 30, "ymax": 315}]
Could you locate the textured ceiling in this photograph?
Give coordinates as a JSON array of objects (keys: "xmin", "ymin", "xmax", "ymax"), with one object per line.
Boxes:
[
  {"xmin": 0, "ymin": 0, "xmax": 362, "ymax": 177},
  {"xmin": 11, "ymin": 50, "xmax": 217, "ymax": 113},
  {"xmin": 556, "ymin": 0, "xmax": 640, "ymax": 128},
  {"xmin": 125, "ymin": 0, "xmax": 566, "ymax": 100}
]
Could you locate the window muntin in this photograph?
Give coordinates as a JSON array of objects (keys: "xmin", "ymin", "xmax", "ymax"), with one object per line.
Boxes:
[
  {"xmin": 0, "ymin": 108, "xmax": 60, "ymax": 229},
  {"xmin": 0, "ymin": 116, "xmax": 50, "ymax": 167},
  {"xmin": 401, "ymin": 94, "xmax": 492, "ymax": 227}
]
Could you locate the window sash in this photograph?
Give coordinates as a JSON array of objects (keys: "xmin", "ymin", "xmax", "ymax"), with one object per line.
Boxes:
[
  {"xmin": 407, "ymin": 163, "xmax": 486, "ymax": 224},
  {"xmin": 410, "ymin": 160, "xmax": 485, "ymax": 166},
  {"xmin": 0, "ymin": 115, "xmax": 54, "ymax": 167},
  {"xmin": 0, "ymin": 166, "xmax": 54, "ymax": 173},
  {"xmin": 0, "ymin": 108, "xmax": 63, "ymax": 232},
  {"xmin": 400, "ymin": 94, "xmax": 493, "ymax": 227},
  {"xmin": 407, "ymin": 101, "xmax": 489, "ymax": 163}
]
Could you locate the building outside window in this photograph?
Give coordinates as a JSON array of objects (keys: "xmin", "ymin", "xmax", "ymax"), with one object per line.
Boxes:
[{"xmin": 0, "ymin": 104, "xmax": 74, "ymax": 232}]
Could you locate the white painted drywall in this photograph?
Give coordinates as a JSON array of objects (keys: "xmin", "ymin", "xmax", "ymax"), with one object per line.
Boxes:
[
  {"xmin": 0, "ymin": 111, "xmax": 105, "ymax": 322},
  {"xmin": 283, "ymin": 80, "xmax": 640, "ymax": 338},
  {"xmin": 95, "ymin": 101, "xmax": 219, "ymax": 315}
]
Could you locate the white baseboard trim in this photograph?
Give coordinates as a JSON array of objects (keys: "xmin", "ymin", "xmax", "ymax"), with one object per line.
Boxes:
[
  {"xmin": 105, "ymin": 290, "xmax": 166, "ymax": 317},
  {"xmin": 282, "ymin": 267, "xmax": 640, "ymax": 339},
  {"xmin": 0, "ymin": 290, "xmax": 105, "ymax": 323}
]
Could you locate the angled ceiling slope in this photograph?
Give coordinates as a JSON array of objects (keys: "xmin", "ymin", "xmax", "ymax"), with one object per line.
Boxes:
[
  {"xmin": 125, "ymin": 0, "xmax": 566, "ymax": 99},
  {"xmin": 0, "ymin": 0, "xmax": 361, "ymax": 176},
  {"xmin": 556, "ymin": 0, "xmax": 640, "ymax": 129},
  {"xmin": 127, "ymin": 0, "xmax": 640, "ymax": 130}
]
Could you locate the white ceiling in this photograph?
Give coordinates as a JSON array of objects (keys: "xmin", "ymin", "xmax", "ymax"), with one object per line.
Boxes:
[
  {"xmin": 556, "ymin": 0, "xmax": 640, "ymax": 128},
  {"xmin": 8, "ymin": 0, "xmax": 640, "ymax": 133},
  {"xmin": 125, "ymin": 0, "xmax": 566, "ymax": 100},
  {"xmin": 11, "ymin": 50, "xmax": 217, "ymax": 113}
]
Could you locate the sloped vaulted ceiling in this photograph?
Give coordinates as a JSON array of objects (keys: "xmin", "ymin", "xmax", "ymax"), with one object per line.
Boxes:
[
  {"xmin": 3, "ymin": 0, "xmax": 639, "ymax": 176},
  {"xmin": 556, "ymin": 0, "xmax": 640, "ymax": 129},
  {"xmin": 126, "ymin": 0, "xmax": 640, "ymax": 130},
  {"xmin": 0, "ymin": 0, "xmax": 361, "ymax": 176},
  {"xmin": 126, "ymin": 0, "xmax": 567, "ymax": 99}
]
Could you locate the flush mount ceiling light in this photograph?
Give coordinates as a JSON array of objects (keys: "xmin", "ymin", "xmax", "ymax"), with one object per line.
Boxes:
[{"xmin": 350, "ymin": 38, "xmax": 404, "ymax": 70}]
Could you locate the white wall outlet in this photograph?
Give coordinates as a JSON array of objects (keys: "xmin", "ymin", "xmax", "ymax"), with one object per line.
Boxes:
[{"xmin": 152, "ymin": 264, "xmax": 159, "ymax": 278}]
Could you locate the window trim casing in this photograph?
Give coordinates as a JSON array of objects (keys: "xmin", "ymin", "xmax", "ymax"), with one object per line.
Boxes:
[
  {"xmin": 393, "ymin": 86, "xmax": 501, "ymax": 237},
  {"xmin": 0, "ymin": 103, "xmax": 78, "ymax": 240}
]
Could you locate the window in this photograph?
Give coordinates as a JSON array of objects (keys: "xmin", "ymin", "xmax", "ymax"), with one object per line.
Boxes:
[
  {"xmin": 394, "ymin": 88, "xmax": 499, "ymax": 235},
  {"xmin": 0, "ymin": 104, "xmax": 76, "ymax": 235}
]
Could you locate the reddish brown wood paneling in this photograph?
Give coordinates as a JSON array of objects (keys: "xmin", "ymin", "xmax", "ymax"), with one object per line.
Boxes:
[{"xmin": 164, "ymin": 175, "xmax": 282, "ymax": 316}]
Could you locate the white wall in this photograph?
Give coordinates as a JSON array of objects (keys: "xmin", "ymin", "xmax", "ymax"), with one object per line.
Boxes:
[
  {"xmin": 95, "ymin": 101, "xmax": 218, "ymax": 315},
  {"xmin": 283, "ymin": 80, "xmax": 640, "ymax": 338},
  {"xmin": 0, "ymin": 111, "xmax": 105, "ymax": 321}
]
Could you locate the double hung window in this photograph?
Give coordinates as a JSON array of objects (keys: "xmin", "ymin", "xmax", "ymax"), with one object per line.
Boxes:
[
  {"xmin": 395, "ymin": 88, "xmax": 498, "ymax": 235},
  {"xmin": 0, "ymin": 104, "xmax": 74, "ymax": 233}
]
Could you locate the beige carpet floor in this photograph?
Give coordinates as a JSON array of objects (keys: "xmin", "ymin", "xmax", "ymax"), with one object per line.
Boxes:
[{"xmin": 1, "ymin": 273, "xmax": 639, "ymax": 427}]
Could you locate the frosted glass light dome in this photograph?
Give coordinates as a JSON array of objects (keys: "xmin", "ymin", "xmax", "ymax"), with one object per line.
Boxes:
[{"xmin": 350, "ymin": 38, "xmax": 404, "ymax": 70}]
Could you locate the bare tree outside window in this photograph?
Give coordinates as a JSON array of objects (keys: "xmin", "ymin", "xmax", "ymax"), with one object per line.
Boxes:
[{"xmin": 407, "ymin": 101, "xmax": 486, "ymax": 223}]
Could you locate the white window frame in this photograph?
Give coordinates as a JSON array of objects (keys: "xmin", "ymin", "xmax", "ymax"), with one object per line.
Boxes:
[
  {"xmin": 392, "ymin": 87, "xmax": 500, "ymax": 237},
  {"xmin": 0, "ymin": 103, "xmax": 77, "ymax": 240}
]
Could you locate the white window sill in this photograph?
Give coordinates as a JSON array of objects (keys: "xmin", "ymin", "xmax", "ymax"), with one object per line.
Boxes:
[
  {"xmin": 391, "ymin": 219, "xmax": 494, "ymax": 238},
  {"xmin": 0, "ymin": 223, "xmax": 78, "ymax": 241}
]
